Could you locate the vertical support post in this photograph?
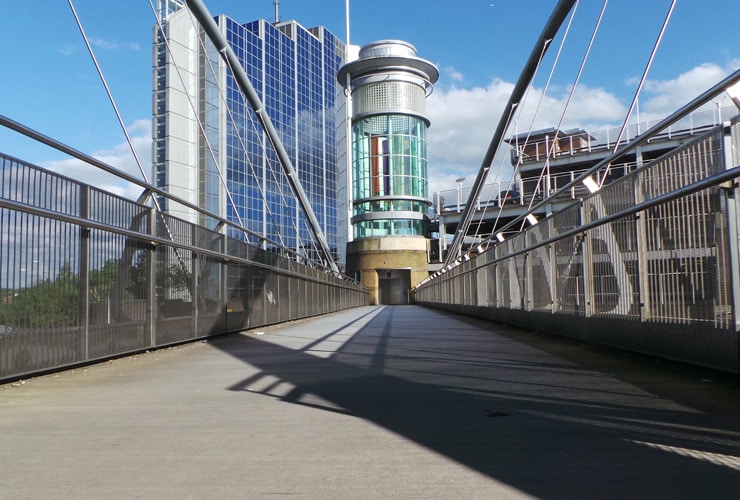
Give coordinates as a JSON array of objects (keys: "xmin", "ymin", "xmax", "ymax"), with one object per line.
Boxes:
[
  {"xmin": 220, "ymin": 233, "xmax": 227, "ymax": 335},
  {"xmin": 580, "ymin": 201, "xmax": 594, "ymax": 318},
  {"xmin": 79, "ymin": 185, "xmax": 91, "ymax": 360},
  {"xmin": 549, "ymin": 242, "xmax": 558, "ymax": 315},
  {"xmin": 191, "ymin": 226, "xmax": 199, "ymax": 338},
  {"xmin": 147, "ymin": 208, "xmax": 158, "ymax": 346},
  {"xmin": 524, "ymin": 252, "xmax": 533, "ymax": 312},
  {"xmin": 438, "ymin": 201, "xmax": 446, "ymax": 262},
  {"xmin": 721, "ymin": 123, "xmax": 740, "ymax": 331},
  {"xmin": 635, "ymin": 170, "xmax": 651, "ymax": 322}
]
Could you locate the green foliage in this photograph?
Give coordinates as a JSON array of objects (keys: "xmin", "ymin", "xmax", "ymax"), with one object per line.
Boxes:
[
  {"xmin": 127, "ymin": 252, "xmax": 191, "ymax": 299},
  {"xmin": 89, "ymin": 259, "xmax": 120, "ymax": 302},
  {"xmin": 0, "ymin": 263, "xmax": 80, "ymax": 329},
  {"xmin": 0, "ymin": 254, "xmax": 192, "ymax": 330},
  {"xmin": 157, "ymin": 261, "xmax": 191, "ymax": 293}
]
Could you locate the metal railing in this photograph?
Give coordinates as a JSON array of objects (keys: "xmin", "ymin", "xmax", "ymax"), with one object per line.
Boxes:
[
  {"xmin": 509, "ymin": 106, "xmax": 731, "ymax": 164},
  {"xmin": 416, "ymin": 119, "xmax": 740, "ymax": 374},
  {"xmin": 434, "ymin": 164, "xmax": 640, "ymax": 217},
  {"xmin": 0, "ymin": 150, "xmax": 368, "ymax": 381},
  {"xmin": 434, "ymin": 105, "xmax": 737, "ymax": 216}
]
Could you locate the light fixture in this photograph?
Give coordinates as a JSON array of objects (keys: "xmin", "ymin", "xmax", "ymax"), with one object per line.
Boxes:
[
  {"xmin": 496, "ymin": 233, "xmax": 505, "ymax": 242},
  {"xmin": 582, "ymin": 176, "xmax": 600, "ymax": 193},
  {"xmin": 526, "ymin": 213, "xmax": 538, "ymax": 226},
  {"xmin": 726, "ymin": 81, "xmax": 740, "ymax": 109},
  {"xmin": 455, "ymin": 177, "xmax": 466, "ymax": 213}
]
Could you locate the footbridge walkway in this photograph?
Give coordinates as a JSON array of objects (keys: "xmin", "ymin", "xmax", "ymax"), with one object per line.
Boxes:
[{"xmin": 2, "ymin": 305, "xmax": 739, "ymax": 499}]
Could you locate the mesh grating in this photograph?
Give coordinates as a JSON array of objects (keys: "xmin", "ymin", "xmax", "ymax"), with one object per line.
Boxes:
[
  {"xmin": 415, "ymin": 124, "xmax": 740, "ymax": 372},
  {"xmin": 354, "ymin": 81, "xmax": 426, "ymax": 117}
]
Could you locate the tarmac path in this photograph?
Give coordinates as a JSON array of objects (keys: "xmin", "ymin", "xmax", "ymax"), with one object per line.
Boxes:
[{"xmin": 1, "ymin": 305, "xmax": 739, "ymax": 499}]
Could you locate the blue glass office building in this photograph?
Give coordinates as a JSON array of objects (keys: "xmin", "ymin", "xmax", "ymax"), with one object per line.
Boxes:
[{"xmin": 153, "ymin": 2, "xmax": 344, "ymax": 261}]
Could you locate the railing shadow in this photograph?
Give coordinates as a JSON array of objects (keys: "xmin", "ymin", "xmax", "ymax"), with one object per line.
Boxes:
[{"xmin": 211, "ymin": 305, "xmax": 740, "ymax": 499}]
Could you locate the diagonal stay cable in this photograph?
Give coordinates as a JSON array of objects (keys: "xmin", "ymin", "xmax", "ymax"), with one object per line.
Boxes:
[
  {"xmin": 598, "ymin": 0, "xmax": 676, "ymax": 188},
  {"xmin": 218, "ymin": 44, "xmax": 325, "ymax": 267},
  {"xmin": 186, "ymin": 10, "xmax": 288, "ymax": 251},
  {"xmin": 523, "ymin": 0, "xmax": 607, "ymax": 219},
  {"xmin": 185, "ymin": 0, "xmax": 339, "ymax": 274},
  {"xmin": 148, "ymin": 0, "xmax": 255, "ymax": 244},
  {"xmin": 151, "ymin": 1, "xmax": 323, "ymax": 269},
  {"xmin": 499, "ymin": 0, "xmax": 581, "ymax": 235},
  {"xmin": 68, "ymin": 0, "xmax": 192, "ymax": 278},
  {"xmin": 470, "ymin": 103, "xmax": 524, "ymax": 239},
  {"xmin": 67, "ymin": 0, "xmax": 150, "ymax": 190},
  {"xmin": 445, "ymin": 0, "xmax": 578, "ymax": 266},
  {"xmin": 174, "ymin": 2, "xmax": 325, "ymax": 268},
  {"xmin": 475, "ymin": 69, "xmax": 740, "ymax": 252},
  {"xmin": 471, "ymin": 2, "xmax": 579, "ymax": 241},
  {"xmin": 220, "ymin": 54, "xmax": 320, "ymax": 262}
]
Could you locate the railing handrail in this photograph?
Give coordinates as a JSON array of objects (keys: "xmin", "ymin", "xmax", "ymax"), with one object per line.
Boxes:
[
  {"xmin": 421, "ymin": 117, "xmax": 738, "ymax": 285},
  {"xmin": 434, "ymin": 104, "xmax": 737, "ymax": 208},
  {"xmin": 508, "ymin": 105, "xmax": 732, "ymax": 163},
  {"xmin": 0, "ymin": 115, "xmax": 342, "ymax": 276}
]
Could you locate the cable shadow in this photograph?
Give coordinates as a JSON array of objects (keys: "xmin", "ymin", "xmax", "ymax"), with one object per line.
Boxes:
[{"xmin": 212, "ymin": 305, "xmax": 740, "ymax": 499}]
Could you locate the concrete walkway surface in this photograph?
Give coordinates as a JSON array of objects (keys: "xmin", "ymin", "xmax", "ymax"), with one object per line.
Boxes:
[{"xmin": 1, "ymin": 305, "xmax": 739, "ymax": 499}]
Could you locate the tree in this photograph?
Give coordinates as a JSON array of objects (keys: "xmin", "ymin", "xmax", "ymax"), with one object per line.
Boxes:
[
  {"xmin": 89, "ymin": 259, "xmax": 120, "ymax": 302},
  {"xmin": 0, "ymin": 263, "xmax": 80, "ymax": 329}
]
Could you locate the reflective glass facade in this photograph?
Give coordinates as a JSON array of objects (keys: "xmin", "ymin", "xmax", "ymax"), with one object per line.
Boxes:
[
  {"xmin": 352, "ymin": 115, "xmax": 429, "ymax": 238},
  {"xmin": 154, "ymin": 6, "xmax": 343, "ymax": 260},
  {"xmin": 338, "ymin": 40, "xmax": 438, "ymax": 241}
]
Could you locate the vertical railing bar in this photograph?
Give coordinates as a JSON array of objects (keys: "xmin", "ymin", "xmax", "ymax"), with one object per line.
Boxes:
[
  {"xmin": 192, "ymin": 223, "xmax": 198, "ymax": 339},
  {"xmin": 147, "ymin": 207, "xmax": 157, "ymax": 347},
  {"xmin": 80, "ymin": 185, "xmax": 90, "ymax": 360},
  {"xmin": 720, "ymin": 123, "xmax": 740, "ymax": 331}
]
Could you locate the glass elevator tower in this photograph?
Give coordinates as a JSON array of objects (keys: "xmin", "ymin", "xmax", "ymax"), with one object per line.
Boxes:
[
  {"xmin": 338, "ymin": 40, "xmax": 438, "ymax": 303},
  {"xmin": 338, "ymin": 40, "xmax": 438, "ymax": 240}
]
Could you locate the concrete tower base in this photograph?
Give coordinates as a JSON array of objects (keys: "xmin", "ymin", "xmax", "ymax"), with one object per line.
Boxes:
[{"xmin": 346, "ymin": 236, "xmax": 430, "ymax": 305}]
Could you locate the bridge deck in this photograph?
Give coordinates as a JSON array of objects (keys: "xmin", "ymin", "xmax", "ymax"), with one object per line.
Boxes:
[{"xmin": 2, "ymin": 305, "xmax": 739, "ymax": 499}]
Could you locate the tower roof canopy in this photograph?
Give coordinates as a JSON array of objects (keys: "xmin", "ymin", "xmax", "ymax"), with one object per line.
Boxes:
[{"xmin": 338, "ymin": 40, "xmax": 438, "ymax": 87}]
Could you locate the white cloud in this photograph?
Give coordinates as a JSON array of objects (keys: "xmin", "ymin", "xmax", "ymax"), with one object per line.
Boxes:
[
  {"xmin": 425, "ymin": 78, "xmax": 626, "ymax": 196},
  {"xmin": 441, "ymin": 66, "xmax": 465, "ymax": 83},
  {"xmin": 425, "ymin": 61, "xmax": 738, "ymax": 197},
  {"xmin": 42, "ymin": 119, "xmax": 151, "ymax": 201},
  {"xmin": 637, "ymin": 63, "xmax": 734, "ymax": 120},
  {"xmin": 57, "ymin": 44, "xmax": 77, "ymax": 56},
  {"xmin": 90, "ymin": 37, "xmax": 141, "ymax": 52}
]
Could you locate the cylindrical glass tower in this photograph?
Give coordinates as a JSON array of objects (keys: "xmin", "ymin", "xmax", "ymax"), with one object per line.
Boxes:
[{"xmin": 338, "ymin": 40, "xmax": 439, "ymax": 240}]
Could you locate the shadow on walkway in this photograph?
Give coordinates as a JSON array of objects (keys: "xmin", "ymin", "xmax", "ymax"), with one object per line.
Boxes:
[{"xmin": 213, "ymin": 305, "xmax": 740, "ymax": 499}]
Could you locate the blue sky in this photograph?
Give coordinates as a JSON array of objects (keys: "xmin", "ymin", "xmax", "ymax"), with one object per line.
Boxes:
[{"xmin": 1, "ymin": 0, "xmax": 738, "ymax": 198}]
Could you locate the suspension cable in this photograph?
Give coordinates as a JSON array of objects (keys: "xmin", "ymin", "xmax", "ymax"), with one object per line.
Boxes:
[
  {"xmin": 69, "ymin": 0, "xmax": 193, "ymax": 281},
  {"xmin": 220, "ymin": 54, "xmax": 318, "ymax": 260},
  {"xmin": 184, "ymin": 0, "xmax": 338, "ymax": 274},
  {"xmin": 191, "ymin": 10, "xmax": 323, "ymax": 264},
  {"xmin": 599, "ymin": 0, "xmax": 676, "ymax": 188},
  {"xmin": 444, "ymin": 0, "xmax": 578, "ymax": 266},
  {"xmin": 187, "ymin": 9, "xmax": 287, "ymax": 250},
  {"xmin": 506, "ymin": 1, "xmax": 581, "ymax": 234},
  {"xmin": 471, "ymin": 2, "xmax": 579, "ymax": 241},
  {"xmin": 67, "ymin": 0, "xmax": 152, "ymax": 193},
  {"xmin": 153, "ymin": 2, "xmax": 326, "ymax": 267},
  {"xmin": 524, "ymin": 0, "xmax": 608, "ymax": 216},
  {"xmin": 148, "ymin": 2, "xmax": 255, "ymax": 241}
]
